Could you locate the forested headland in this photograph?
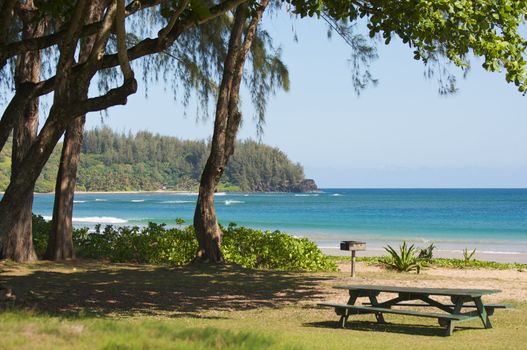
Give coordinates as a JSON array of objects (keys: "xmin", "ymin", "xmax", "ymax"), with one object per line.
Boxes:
[{"xmin": 0, "ymin": 128, "xmax": 317, "ymax": 193}]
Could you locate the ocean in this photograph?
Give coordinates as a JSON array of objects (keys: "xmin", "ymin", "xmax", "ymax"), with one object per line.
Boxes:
[{"xmin": 31, "ymin": 189, "xmax": 527, "ymax": 262}]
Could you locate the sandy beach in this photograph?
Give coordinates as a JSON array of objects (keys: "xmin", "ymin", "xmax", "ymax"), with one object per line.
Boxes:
[
  {"xmin": 327, "ymin": 261, "xmax": 527, "ymax": 302},
  {"xmin": 322, "ymin": 247, "xmax": 527, "ymax": 264}
]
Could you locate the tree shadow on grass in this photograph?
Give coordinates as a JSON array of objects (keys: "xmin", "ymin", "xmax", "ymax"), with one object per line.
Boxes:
[
  {"xmin": 304, "ymin": 319, "xmax": 480, "ymax": 337},
  {"xmin": 0, "ymin": 261, "xmax": 332, "ymax": 318}
]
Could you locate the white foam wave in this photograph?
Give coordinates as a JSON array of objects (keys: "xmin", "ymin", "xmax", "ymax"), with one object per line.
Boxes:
[
  {"xmin": 215, "ymin": 192, "xmax": 227, "ymax": 196},
  {"xmin": 160, "ymin": 200, "xmax": 193, "ymax": 204},
  {"xmin": 72, "ymin": 216, "xmax": 128, "ymax": 224},
  {"xmin": 95, "ymin": 198, "xmax": 107, "ymax": 202},
  {"xmin": 130, "ymin": 199, "xmax": 144, "ymax": 203},
  {"xmin": 73, "ymin": 200, "xmax": 87, "ymax": 203},
  {"xmin": 224, "ymin": 200, "xmax": 244, "ymax": 205},
  {"xmin": 444, "ymin": 249, "xmax": 522, "ymax": 255},
  {"xmin": 294, "ymin": 194, "xmax": 319, "ymax": 197},
  {"xmin": 331, "ymin": 194, "xmax": 342, "ymax": 197}
]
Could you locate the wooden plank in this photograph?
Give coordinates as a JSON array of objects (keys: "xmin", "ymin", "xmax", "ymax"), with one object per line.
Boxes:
[
  {"xmin": 318, "ymin": 303, "xmax": 472, "ymax": 321},
  {"xmin": 334, "ymin": 285, "xmax": 500, "ymax": 297},
  {"xmin": 363, "ymin": 302, "xmax": 512, "ymax": 309}
]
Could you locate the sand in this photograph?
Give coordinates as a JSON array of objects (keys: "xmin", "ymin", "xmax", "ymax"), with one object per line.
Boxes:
[
  {"xmin": 322, "ymin": 247, "xmax": 527, "ymax": 264},
  {"xmin": 327, "ymin": 261, "xmax": 527, "ymax": 303}
]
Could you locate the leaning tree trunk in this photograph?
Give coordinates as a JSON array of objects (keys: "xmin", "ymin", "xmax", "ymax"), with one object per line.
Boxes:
[
  {"xmin": 193, "ymin": 0, "xmax": 268, "ymax": 263},
  {"xmin": 45, "ymin": 116, "xmax": 85, "ymax": 260},
  {"xmin": 45, "ymin": 0, "xmax": 104, "ymax": 261},
  {"xmin": 0, "ymin": 4, "xmax": 44, "ymax": 261}
]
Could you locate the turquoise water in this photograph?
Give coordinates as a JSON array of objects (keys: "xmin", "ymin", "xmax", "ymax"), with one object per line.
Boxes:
[{"xmin": 31, "ymin": 189, "xmax": 527, "ymax": 256}]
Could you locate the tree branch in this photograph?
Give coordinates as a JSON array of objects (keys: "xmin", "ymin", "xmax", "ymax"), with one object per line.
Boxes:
[
  {"xmin": 72, "ymin": 78, "xmax": 137, "ymax": 115},
  {"xmin": 0, "ymin": 83, "xmax": 35, "ymax": 152},
  {"xmin": 0, "ymin": 0, "xmax": 163, "ymax": 69},
  {"xmin": 116, "ymin": 0, "xmax": 133, "ymax": 80},
  {"xmin": 158, "ymin": 0, "xmax": 190, "ymax": 43}
]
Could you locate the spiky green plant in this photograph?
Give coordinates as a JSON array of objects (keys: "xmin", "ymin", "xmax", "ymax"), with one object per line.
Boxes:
[
  {"xmin": 463, "ymin": 248, "xmax": 477, "ymax": 265},
  {"xmin": 382, "ymin": 241, "xmax": 422, "ymax": 273},
  {"xmin": 418, "ymin": 243, "xmax": 436, "ymax": 261}
]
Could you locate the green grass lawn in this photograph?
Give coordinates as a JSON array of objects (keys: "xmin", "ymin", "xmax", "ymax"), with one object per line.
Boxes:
[{"xmin": 1, "ymin": 261, "xmax": 525, "ymax": 349}]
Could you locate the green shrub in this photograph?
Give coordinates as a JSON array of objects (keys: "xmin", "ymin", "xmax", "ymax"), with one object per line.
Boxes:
[
  {"xmin": 75, "ymin": 223, "xmax": 197, "ymax": 265},
  {"xmin": 32, "ymin": 214, "xmax": 89, "ymax": 259},
  {"xmin": 382, "ymin": 241, "xmax": 423, "ymax": 273},
  {"xmin": 32, "ymin": 214, "xmax": 52, "ymax": 258},
  {"xmin": 33, "ymin": 217, "xmax": 335, "ymax": 271},
  {"xmin": 222, "ymin": 225, "xmax": 337, "ymax": 271}
]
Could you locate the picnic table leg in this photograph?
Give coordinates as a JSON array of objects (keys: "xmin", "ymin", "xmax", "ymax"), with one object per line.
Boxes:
[
  {"xmin": 474, "ymin": 297, "xmax": 492, "ymax": 329},
  {"xmin": 339, "ymin": 292, "xmax": 359, "ymax": 328},
  {"xmin": 442, "ymin": 296, "xmax": 465, "ymax": 336},
  {"xmin": 368, "ymin": 293, "xmax": 387, "ymax": 324},
  {"xmin": 445, "ymin": 320, "xmax": 455, "ymax": 336}
]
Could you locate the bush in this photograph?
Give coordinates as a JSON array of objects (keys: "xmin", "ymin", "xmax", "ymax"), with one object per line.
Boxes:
[
  {"xmin": 32, "ymin": 214, "xmax": 52, "ymax": 258},
  {"xmin": 222, "ymin": 224, "xmax": 337, "ymax": 271},
  {"xmin": 32, "ymin": 216, "xmax": 336, "ymax": 271},
  {"xmin": 75, "ymin": 223, "xmax": 197, "ymax": 265},
  {"xmin": 32, "ymin": 214, "xmax": 89, "ymax": 259}
]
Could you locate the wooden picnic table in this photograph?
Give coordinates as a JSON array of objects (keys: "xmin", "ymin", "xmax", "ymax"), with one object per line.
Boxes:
[{"xmin": 319, "ymin": 284, "xmax": 509, "ymax": 336}]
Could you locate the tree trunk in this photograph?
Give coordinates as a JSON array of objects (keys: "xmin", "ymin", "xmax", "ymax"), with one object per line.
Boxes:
[
  {"xmin": 45, "ymin": 0, "xmax": 104, "ymax": 261},
  {"xmin": 1, "ymin": 3, "xmax": 44, "ymax": 261},
  {"xmin": 194, "ymin": 159, "xmax": 225, "ymax": 262},
  {"xmin": 44, "ymin": 116, "xmax": 85, "ymax": 260},
  {"xmin": 193, "ymin": 1, "xmax": 268, "ymax": 262}
]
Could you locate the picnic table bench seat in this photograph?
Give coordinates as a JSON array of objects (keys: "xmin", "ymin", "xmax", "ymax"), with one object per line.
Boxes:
[
  {"xmin": 319, "ymin": 302, "xmax": 472, "ymax": 320},
  {"xmin": 361, "ymin": 302, "xmax": 512, "ymax": 315}
]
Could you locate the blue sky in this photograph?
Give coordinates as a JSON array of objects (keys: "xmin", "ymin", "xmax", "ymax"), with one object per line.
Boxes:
[{"xmin": 84, "ymin": 11, "xmax": 527, "ymax": 188}]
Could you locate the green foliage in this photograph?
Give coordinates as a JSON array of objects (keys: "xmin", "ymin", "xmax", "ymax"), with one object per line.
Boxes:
[
  {"xmin": 222, "ymin": 225, "xmax": 337, "ymax": 271},
  {"xmin": 31, "ymin": 214, "xmax": 89, "ymax": 259},
  {"xmin": 0, "ymin": 129, "xmax": 309, "ymax": 193},
  {"xmin": 32, "ymin": 214, "xmax": 52, "ymax": 258},
  {"xmin": 431, "ymin": 257, "xmax": 527, "ymax": 270},
  {"xmin": 327, "ymin": 254, "xmax": 527, "ymax": 271},
  {"xmin": 418, "ymin": 243, "xmax": 436, "ymax": 261},
  {"xmin": 463, "ymin": 248, "xmax": 477, "ymax": 265},
  {"xmin": 286, "ymin": 0, "xmax": 527, "ymax": 93},
  {"xmin": 382, "ymin": 241, "xmax": 423, "ymax": 273},
  {"xmin": 31, "ymin": 217, "xmax": 335, "ymax": 271},
  {"xmin": 74, "ymin": 223, "xmax": 198, "ymax": 266}
]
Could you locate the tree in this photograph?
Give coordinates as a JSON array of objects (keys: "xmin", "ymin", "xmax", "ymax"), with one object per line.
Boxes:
[
  {"xmin": 3, "ymin": 0, "xmax": 45, "ymax": 261},
  {"xmin": 194, "ymin": 0, "xmax": 281, "ymax": 262},
  {"xmin": 192, "ymin": 0, "xmax": 527, "ymax": 262},
  {"xmin": 0, "ymin": 0, "xmax": 248, "ymax": 262},
  {"xmin": 45, "ymin": 0, "xmax": 106, "ymax": 261}
]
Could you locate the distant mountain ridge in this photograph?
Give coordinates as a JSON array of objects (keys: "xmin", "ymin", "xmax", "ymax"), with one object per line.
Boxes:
[{"xmin": 0, "ymin": 128, "xmax": 318, "ymax": 193}]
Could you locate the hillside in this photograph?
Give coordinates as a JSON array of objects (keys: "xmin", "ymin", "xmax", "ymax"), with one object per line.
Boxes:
[{"xmin": 0, "ymin": 128, "xmax": 318, "ymax": 193}]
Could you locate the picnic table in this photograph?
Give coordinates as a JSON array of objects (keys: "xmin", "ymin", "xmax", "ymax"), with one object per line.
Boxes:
[{"xmin": 319, "ymin": 285, "xmax": 510, "ymax": 336}]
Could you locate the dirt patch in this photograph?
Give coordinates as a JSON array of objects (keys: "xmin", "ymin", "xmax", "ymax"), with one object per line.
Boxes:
[{"xmin": 1, "ymin": 260, "xmax": 524, "ymax": 319}]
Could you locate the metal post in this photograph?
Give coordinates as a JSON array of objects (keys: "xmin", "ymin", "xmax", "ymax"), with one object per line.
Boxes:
[{"xmin": 351, "ymin": 250, "xmax": 356, "ymax": 277}]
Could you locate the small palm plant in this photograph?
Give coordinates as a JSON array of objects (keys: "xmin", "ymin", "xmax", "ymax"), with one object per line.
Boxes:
[
  {"xmin": 463, "ymin": 248, "xmax": 476, "ymax": 265},
  {"xmin": 382, "ymin": 241, "xmax": 422, "ymax": 273},
  {"xmin": 418, "ymin": 243, "xmax": 436, "ymax": 262}
]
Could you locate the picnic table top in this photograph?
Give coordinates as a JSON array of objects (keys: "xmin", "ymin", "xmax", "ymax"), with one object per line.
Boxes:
[{"xmin": 334, "ymin": 284, "xmax": 501, "ymax": 297}]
